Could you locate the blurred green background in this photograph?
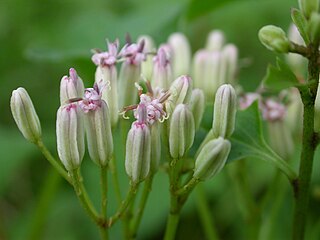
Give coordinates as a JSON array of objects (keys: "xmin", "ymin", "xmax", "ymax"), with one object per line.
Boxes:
[{"xmin": 2, "ymin": 0, "xmax": 320, "ymax": 239}]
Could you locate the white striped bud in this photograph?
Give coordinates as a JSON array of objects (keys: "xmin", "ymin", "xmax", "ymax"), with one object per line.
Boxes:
[
  {"xmin": 125, "ymin": 104, "xmax": 151, "ymax": 183},
  {"xmin": 189, "ymin": 89, "xmax": 205, "ymax": 130},
  {"xmin": 152, "ymin": 47, "xmax": 173, "ymax": 90},
  {"xmin": 205, "ymin": 30, "xmax": 225, "ymax": 51},
  {"xmin": 60, "ymin": 68, "xmax": 84, "ymax": 105},
  {"xmin": 150, "ymin": 122, "xmax": 161, "ymax": 173},
  {"xmin": 165, "ymin": 75, "xmax": 192, "ymax": 115},
  {"xmin": 192, "ymin": 50, "xmax": 221, "ymax": 102},
  {"xmin": 168, "ymin": 33, "xmax": 191, "ymax": 77},
  {"xmin": 95, "ymin": 65, "xmax": 119, "ymax": 127},
  {"xmin": 194, "ymin": 137, "xmax": 231, "ymax": 181},
  {"xmin": 219, "ymin": 44, "xmax": 238, "ymax": 85},
  {"xmin": 212, "ymin": 84, "xmax": 237, "ymax": 138},
  {"xmin": 169, "ymin": 104, "xmax": 195, "ymax": 159},
  {"xmin": 11, "ymin": 87, "xmax": 42, "ymax": 144},
  {"xmin": 80, "ymin": 85, "xmax": 113, "ymax": 167},
  {"xmin": 56, "ymin": 103, "xmax": 85, "ymax": 171}
]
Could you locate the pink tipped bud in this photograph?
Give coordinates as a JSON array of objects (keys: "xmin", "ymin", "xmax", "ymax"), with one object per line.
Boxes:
[
  {"xmin": 168, "ymin": 33, "xmax": 191, "ymax": 77},
  {"xmin": 125, "ymin": 118, "xmax": 151, "ymax": 183},
  {"xmin": 152, "ymin": 47, "xmax": 173, "ymax": 89},
  {"xmin": 60, "ymin": 68, "xmax": 85, "ymax": 105},
  {"xmin": 219, "ymin": 44, "xmax": 238, "ymax": 85},
  {"xmin": 56, "ymin": 103, "xmax": 85, "ymax": 171},
  {"xmin": 11, "ymin": 87, "xmax": 42, "ymax": 143}
]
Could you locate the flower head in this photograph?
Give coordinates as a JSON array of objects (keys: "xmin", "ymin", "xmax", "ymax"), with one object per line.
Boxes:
[
  {"xmin": 119, "ymin": 39, "xmax": 146, "ymax": 65},
  {"xmin": 92, "ymin": 39, "xmax": 119, "ymax": 66}
]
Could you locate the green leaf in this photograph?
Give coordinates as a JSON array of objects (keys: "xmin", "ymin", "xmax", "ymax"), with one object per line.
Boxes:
[
  {"xmin": 262, "ymin": 57, "xmax": 298, "ymax": 91},
  {"xmin": 228, "ymin": 101, "xmax": 297, "ymax": 181},
  {"xmin": 291, "ymin": 8, "xmax": 310, "ymax": 45}
]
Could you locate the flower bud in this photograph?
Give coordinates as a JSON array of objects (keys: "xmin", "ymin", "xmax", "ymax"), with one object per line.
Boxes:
[
  {"xmin": 308, "ymin": 12, "xmax": 320, "ymax": 42},
  {"xmin": 11, "ymin": 87, "xmax": 42, "ymax": 143},
  {"xmin": 194, "ymin": 137, "xmax": 231, "ymax": 181},
  {"xmin": 152, "ymin": 47, "xmax": 173, "ymax": 90},
  {"xmin": 95, "ymin": 65, "xmax": 119, "ymax": 127},
  {"xmin": 138, "ymin": 35, "xmax": 155, "ymax": 80},
  {"xmin": 60, "ymin": 68, "xmax": 85, "ymax": 105},
  {"xmin": 79, "ymin": 84, "xmax": 113, "ymax": 166},
  {"xmin": 56, "ymin": 103, "xmax": 84, "ymax": 171},
  {"xmin": 168, "ymin": 33, "xmax": 191, "ymax": 77},
  {"xmin": 192, "ymin": 50, "xmax": 221, "ymax": 102},
  {"xmin": 205, "ymin": 30, "xmax": 225, "ymax": 51},
  {"xmin": 150, "ymin": 122, "xmax": 161, "ymax": 173},
  {"xmin": 212, "ymin": 84, "xmax": 237, "ymax": 138},
  {"xmin": 258, "ymin": 25, "xmax": 290, "ymax": 53},
  {"xmin": 165, "ymin": 75, "xmax": 192, "ymax": 115},
  {"xmin": 189, "ymin": 89, "xmax": 205, "ymax": 130},
  {"xmin": 285, "ymin": 24, "xmax": 307, "ymax": 78},
  {"xmin": 118, "ymin": 62, "xmax": 141, "ymax": 108},
  {"xmin": 219, "ymin": 44, "xmax": 238, "ymax": 85},
  {"xmin": 169, "ymin": 104, "xmax": 195, "ymax": 159},
  {"xmin": 299, "ymin": 0, "xmax": 319, "ymax": 19},
  {"xmin": 125, "ymin": 104, "xmax": 151, "ymax": 183}
]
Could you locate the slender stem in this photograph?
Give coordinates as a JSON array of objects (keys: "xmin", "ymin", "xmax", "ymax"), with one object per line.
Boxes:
[
  {"xmin": 100, "ymin": 166, "xmax": 108, "ymax": 240},
  {"xmin": 108, "ymin": 183, "xmax": 137, "ymax": 227},
  {"xmin": 36, "ymin": 140, "xmax": 72, "ymax": 184},
  {"xmin": 130, "ymin": 175, "xmax": 154, "ymax": 239},
  {"xmin": 164, "ymin": 206, "xmax": 180, "ymax": 240},
  {"xmin": 27, "ymin": 169, "xmax": 61, "ymax": 240},
  {"xmin": 110, "ymin": 155, "xmax": 122, "ymax": 205},
  {"xmin": 292, "ymin": 42, "xmax": 319, "ymax": 240},
  {"xmin": 195, "ymin": 184, "xmax": 219, "ymax": 240},
  {"xmin": 70, "ymin": 169, "xmax": 102, "ymax": 227}
]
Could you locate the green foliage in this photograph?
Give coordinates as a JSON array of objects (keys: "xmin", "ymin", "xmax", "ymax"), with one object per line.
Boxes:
[
  {"xmin": 291, "ymin": 8, "xmax": 310, "ymax": 44},
  {"xmin": 262, "ymin": 57, "xmax": 298, "ymax": 91}
]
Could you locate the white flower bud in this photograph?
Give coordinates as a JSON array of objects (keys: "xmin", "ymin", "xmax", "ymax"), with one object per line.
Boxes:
[
  {"xmin": 56, "ymin": 103, "xmax": 84, "ymax": 171},
  {"xmin": 205, "ymin": 30, "xmax": 225, "ymax": 51},
  {"xmin": 95, "ymin": 65, "xmax": 119, "ymax": 127},
  {"xmin": 169, "ymin": 104, "xmax": 195, "ymax": 159},
  {"xmin": 189, "ymin": 89, "xmax": 205, "ymax": 130},
  {"xmin": 150, "ymin": 122, "xmax": 161, "ymax": 173},
  {"xmin": 138, "ymin": 35, "xmax": 155, "ymax": 80},
  {"xmin": 308, "ymin": 12, "xmax": 320, "ymax": 42},
  {"xmin": 219, "ymin": 44, "xmax": 238, "ymax": 85},
  {"xmin": 84, "ymin": 100, "xmax": 113, "ymax": 167},
  {"xmin": 152, "ymin": 47, "xmax": 173, "ymax": 90},
  {"xmin": 194, "ymin": 137, "xmax": 231, "ymax": 181},
  {"xmin": 258, "ymin": 25, "xmax": 290, "ymax": 53},
  {"xmin": 286, "ymin": 25, "xmax": 307, "ymax": 78},
  {"xmin": 60, "ymin": 68, "xmax": 84, "ymax": 105},
  {"xmin": 165, "ymin": 75, "xmax": 192, "ymax": 115},
  {"xmin": 168, "ymin": 33, "xmax": 191, "ymax": 77},
  {"xmin": 118, "ymin": 62, "xmax": 141, "ymax": 108},
  {"xmin": 11, "ymin": 87, "xmax": 42, "ymax": 143},
  {"xmin": 212, "ymin": 84, "xmax": 237, "ymax": 138},
  {"xmin": 125, "ymin": 104, "xmax": 151, "ymax": 183},
  {"xmin": 299, "ymin": 0, "xmax": 319, "ymax": 18},
  {"xmin": 192, "ymin": 50, "xmax": 221, "ymax": 102}
]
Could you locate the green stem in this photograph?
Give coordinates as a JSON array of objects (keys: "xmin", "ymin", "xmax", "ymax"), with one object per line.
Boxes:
[
  {"xmin": 100, "ymin": 166, "xmax": 108, "ymax": 240},
  {"xmin": 130, "ymin": 175, "xmax": 154, "ymax": 239},
  {"xmin": 292, "ymin": 42, "xmax": 319, "ymax": 240},
  {"xmin": 27, "ymin": 168, "xmax": 61, "ymax": 240},
  {"xmin": 195, "ymin": 184, "xmax": 219, "ymax": 240},
  {"xmin": 36, "ymin": 140, "xmax": 72, "ymax": 184},
  {"xmin": 70, "ymin": 169, "xmax": 104, "ymax": 233},
  {"xmin": 108, "ymin": 183, "xmax": 137, "ymax": 227},
  {"xmin": 164, "ymin": 206, "xmax": 180, "ymax": 240},
  {"xmin": 110, "ymin": 155, "xmax": 122, "ymax": 206}
]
